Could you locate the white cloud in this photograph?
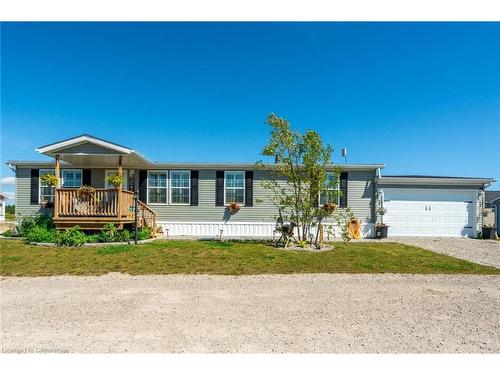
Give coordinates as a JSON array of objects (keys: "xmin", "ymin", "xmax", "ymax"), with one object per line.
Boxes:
[{"xmin": 1, "ymin": 176, "xmax": 15, "ymax": 186}]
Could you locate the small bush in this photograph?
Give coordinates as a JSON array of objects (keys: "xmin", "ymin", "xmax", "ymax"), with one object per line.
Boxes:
[
  {"xmin": 25, "ymin": 226, "xmax": 56, "ymax": 243},
  {"xmin": 115, "ymin": 229, "xmax": 132, "ymax": 242},
  {"xmin": 16, "ymin": 214, "xmax": 54, "ymax": 237},
  {"xmin": 137, "ymin": 227, "xmax": 152, "ymax": 240},
  {"xmin": 55, "ymin": 226, "xmax": 89, "ymax": 246}
]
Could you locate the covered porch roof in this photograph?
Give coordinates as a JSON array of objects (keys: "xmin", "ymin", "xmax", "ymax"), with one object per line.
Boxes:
[{"xmin": 35, "ymin": 134, "xmax": 152, "ymax": 168}]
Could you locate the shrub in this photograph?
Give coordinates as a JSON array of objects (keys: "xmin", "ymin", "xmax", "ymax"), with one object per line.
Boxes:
[
  {"xmin": 115, "ymin": 229, "xmax": 132, "ymax": 242},
  {"xmin": 25, "ymin": 226, "xmax": 57, "ymax": 243},
  {"xmin": 137, "ymin": 227, "xmax": 152, "ymax": 240},
  {"xmin": 16, "ymin": 214, "xmax": 54, "ymax": 237},
  {"xmin": 55, "ymin": 226, "xmax": 89, "ymax": 246}
]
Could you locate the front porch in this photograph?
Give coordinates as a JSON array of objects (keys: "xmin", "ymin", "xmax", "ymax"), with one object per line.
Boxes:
[
  {"xmin": 53, "ymin": 188, "xmax": 156, "ymax": 231},
  {"xmin": 36, "ymin": 134, "xmax": 157, "ymax": 233}
]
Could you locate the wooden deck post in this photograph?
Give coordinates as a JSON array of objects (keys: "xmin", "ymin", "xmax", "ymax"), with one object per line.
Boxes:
[
  {"xmin": 117, "ymin": 156, "xmax": 123, "ymax": 220},
  {"xmin": 54, "ymin": 155, "xmax": 60, "ymax": 219}
]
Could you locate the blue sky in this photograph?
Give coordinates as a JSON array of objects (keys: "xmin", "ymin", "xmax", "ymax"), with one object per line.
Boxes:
[{"xmin": 1, "ymin": 22, "xmax": 499, "ymax": 202}]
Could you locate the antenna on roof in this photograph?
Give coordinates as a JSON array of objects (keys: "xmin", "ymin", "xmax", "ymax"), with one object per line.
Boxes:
[{"xmin": 341, "ymin": 148, "xmax": 348, "ymax": 164}]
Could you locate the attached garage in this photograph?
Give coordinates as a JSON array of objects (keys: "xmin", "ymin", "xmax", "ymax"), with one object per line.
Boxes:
[{"xmin": 375, "ymin": 176, "xmax": 495, "ymax": 238}]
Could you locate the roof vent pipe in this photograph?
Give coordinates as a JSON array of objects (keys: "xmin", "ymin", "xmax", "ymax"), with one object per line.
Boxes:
[{"xmin": 341, "ymin": 148, "xmax": 348, "ymax": 164}]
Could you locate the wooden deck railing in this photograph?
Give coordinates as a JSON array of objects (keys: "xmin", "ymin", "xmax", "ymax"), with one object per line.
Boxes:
[
  {"xmin": 137, "ymin": 200, "xmax": 157, "ymax": 236},
  {"xmin": 55, "ymin": 188, "xmax": 135, "ymax": 219}
]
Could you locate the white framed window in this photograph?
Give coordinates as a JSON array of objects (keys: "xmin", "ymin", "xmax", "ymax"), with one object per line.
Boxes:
[
  {"xmin": 224, "ymin": 171, "xmax": 245, "ymax": 205},
  {"xmin": 319, "ymin": 172, "xmax": 339, "ymax": 206},
  {"xmin": 60, "ymin": 169, "xmax": 82, "ymax": 188},
  {"xmin": 147, "ymin": 171, "xmax": 168, "ymax": 204},
  {"xmin": 170, "ymin": 171, "xmax": 190, "ymax": 205},
  {"xmin": 39, "ymin": 168, "xmax": 55, "ymax": 203}
]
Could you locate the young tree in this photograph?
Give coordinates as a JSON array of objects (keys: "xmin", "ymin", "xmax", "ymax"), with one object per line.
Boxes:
[{"xmin": 258, "ymin": 113, "xmax": 341, "ymax": 244}]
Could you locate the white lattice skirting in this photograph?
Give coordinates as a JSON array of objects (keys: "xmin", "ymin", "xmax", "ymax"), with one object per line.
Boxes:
[{"xmin": 161, "ymin": 221, "xmax": 374, "ymax": 239}]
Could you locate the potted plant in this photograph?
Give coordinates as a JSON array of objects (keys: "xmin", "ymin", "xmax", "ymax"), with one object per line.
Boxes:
[
  {"xmin": 227, "ymin": 202, "xmax": 241, "ymax": 214},
  {"xmin": 77, "ymin": 185, "xmax": 96, "ymax": 201},
  {"xmin": 106, "ymin": 175, "xmax": 123, "ymax": 189}
]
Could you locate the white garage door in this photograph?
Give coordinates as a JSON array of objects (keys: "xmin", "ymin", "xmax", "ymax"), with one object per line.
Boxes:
[{"xmin": 383, "ymin": 188, "xmax": 477, "ymax": 237}]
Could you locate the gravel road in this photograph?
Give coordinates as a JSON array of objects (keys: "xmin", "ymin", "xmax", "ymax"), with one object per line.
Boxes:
[
  {"xmin": 383, "ymin": 237, "xmax": 500, "ymax": 269},
  {"xmin": 1, "ymin": 273, "xmax": 499, "ymax": 353}
]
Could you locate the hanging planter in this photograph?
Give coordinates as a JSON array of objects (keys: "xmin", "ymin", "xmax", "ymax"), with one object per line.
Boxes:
[
  {"xmin": 227, "ymin": 202, "xmax": 241, "ymax": 214},
  {"xmin": 322, "ymin": 202, "xmax": 337, "ymax": 216},
  {"xmin": 106, "ymin": 175, "xmax": 123, "ymax": 188},
  {"xmin": 40, "ymin": 173, "xmax": 58, "ymax": 188}
]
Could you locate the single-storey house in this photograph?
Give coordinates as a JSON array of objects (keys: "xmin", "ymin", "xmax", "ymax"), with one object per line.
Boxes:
[{"xmin": 5, "ymin": 134, "xmax": 496, "ymax": 238}]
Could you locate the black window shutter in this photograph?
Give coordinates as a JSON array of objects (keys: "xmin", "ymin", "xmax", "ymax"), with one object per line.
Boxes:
[
  {"xmin": 82, "ymin": 169, "xmax": 92, "ymax": 186},
  {"xmin": 339, "ymin": 172, "xmax": 348, "ymax": 208},
  {"xmin": 245, "ymin": 171, "xmax": 253, "ymax": 207},
  {"xmin": 30, "ymin": 169, "xmax": 39, "ymax": 204},
  {"xmin": 139, "ymin": 170, "xmax": 148, "ymax": 202},
  {"xmin": 190, "ymin": 170, "xmax": 199, "ymax": 206},
  {"xmin": 215, "ymin": 171, "xmax": 224, "ymax": 206}
]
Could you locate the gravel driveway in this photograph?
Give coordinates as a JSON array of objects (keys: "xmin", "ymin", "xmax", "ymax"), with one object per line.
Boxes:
[
  {"xmin": 384, "ymin": 237, "xmax": 500, "ymax": 269},
  {"xmin": 1, "ymin": 273, "xmax": 499, "ymax": 353}
]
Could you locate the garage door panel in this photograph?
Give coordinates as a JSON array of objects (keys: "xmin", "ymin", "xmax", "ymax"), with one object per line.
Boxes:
[{"xmin": 383, "ymin": 189, "xmax": 476, "ymax": 238}]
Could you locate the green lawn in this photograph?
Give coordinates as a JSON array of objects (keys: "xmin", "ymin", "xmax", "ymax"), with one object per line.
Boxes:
[{"xmin": 1, "ymin": 239, "xmax": 498, "ymax": 276}]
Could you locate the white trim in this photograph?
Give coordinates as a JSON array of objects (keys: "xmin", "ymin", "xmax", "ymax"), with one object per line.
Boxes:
[
  {"xmin": 169, "ymin": 170, "xmax": 191, "ymax": 205},
  {"xmin": 224, "ymin": 170, "xmax": 245, "ymax": 206},
  {"xmin": 146, "ymin": 170, "xmax": 168, "ymax": 205},
  {"xmin": 36, "ymin": 135, "xmax": 132, "ymax": 154},
  {"xmin": 375, "ymin": 176, "xmax": 495, "ymax": 186},
  {"xmin": 160, "ymin": 221, "xmax": 374, "ymax": 239},
  {"xmin": 60, "ymin": 169, "xmax": 83, "ymax": 188}
]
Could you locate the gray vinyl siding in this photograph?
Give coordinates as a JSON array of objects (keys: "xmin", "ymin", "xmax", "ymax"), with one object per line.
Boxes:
[
  {"xmin": 14, "ymin": 167, "xmax": 376, "ymax": 224},
  {"xmin": 15, "ymin": 168, "xmax": 50, "ymax": 218},
  {"xmin": 90, "ymin": 169, "xmax": 106, "ymax": 188},
  {"xmin": 147, "ymin": 170, "xmax": 279, "ymax": 222},
  {"xmin": 149, "ymin": 169, "xmax": 376, "ymax": 224},
  {"xmin": 59, "ymin": 143, "xmax": 123, "ymax": 155}
]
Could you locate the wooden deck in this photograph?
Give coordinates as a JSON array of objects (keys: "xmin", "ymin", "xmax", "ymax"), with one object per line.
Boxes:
[{"xmin": 53, "ymin": 188, "xmax": 156, "ymax": 232}]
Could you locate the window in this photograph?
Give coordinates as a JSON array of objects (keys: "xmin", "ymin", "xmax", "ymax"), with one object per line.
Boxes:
[
  {"xmin": 224, "ymin": 171, "xmax": 245, "ymax": 204},
  {"xmin": 319, "ymin": 172, "xmax": 339, "ymax": 206},
  {"xmin": 170, "ymin": 171, "xmax": 190, "ymax": 205},
  {"xmin": 147, "ymin": 171, "xmax": 167, "ymax": 204},
  {"xmin": 39, "ymin": 169, "xmax": 55, "ymax": 203},
  {"xmin": 61, "ymin": 169, "xmax": 82, "ymax": 188}
]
